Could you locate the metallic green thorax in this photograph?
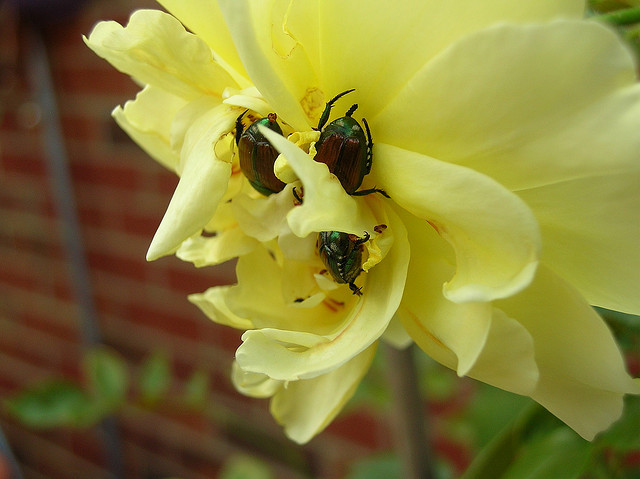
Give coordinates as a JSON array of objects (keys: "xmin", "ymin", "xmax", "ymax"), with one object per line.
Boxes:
[
  {"xmin": 236, "ymin": 112, "xmax": 286, "ymax": 196},
  {"xmin": 318, "ymin": 231, "xmax": 370, "ymax": 295}
]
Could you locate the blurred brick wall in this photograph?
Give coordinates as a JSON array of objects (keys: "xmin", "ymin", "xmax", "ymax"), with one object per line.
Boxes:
[{"xmin": 0, "ymin": 1, "xmax": 395, "ymax": 478}]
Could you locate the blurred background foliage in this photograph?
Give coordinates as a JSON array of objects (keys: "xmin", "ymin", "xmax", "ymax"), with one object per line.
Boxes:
[{"xmin": 4, "ymin": 307, "xmax": 639, "ymax": 479}]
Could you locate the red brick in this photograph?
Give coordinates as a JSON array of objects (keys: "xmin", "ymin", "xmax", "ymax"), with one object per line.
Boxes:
[
  {"xmin": 0, "ymin": 153, "xmax": 47, "ymax": 176},
  {"xmin": 59, "ymin": 115, "xmax": 102, "ymax": 141},
  {"xmin": 166, "ymin": 266, "xmax": 228, "ymax": 296},
  {"xmin": 70, "ymin": 161, "xmax": 142, "ymax": 190},
  {"xmin": 327, "ymin": 411, "xmax": 382, "ymax": 450},
  {"xmin": 0, "ymin": 262, "xmax": 39, "ymax": 291},
  {"xmin": 54, "ymin": 66, "xmax": 138, "ymax": 97},
  {"xmin": 20, "ymin": 311, "xmax": 78, "ymax": 343},
  {"xmin": 121, "ymin": 211, "xmax": 160, "ymax": 237},
  {"xmin": 87, "ymin": 251, "xmax": 147, "ymax": 282},
  {"xmin": 127, "ymin": 303, "xmax": 200, "ymax": 341}
]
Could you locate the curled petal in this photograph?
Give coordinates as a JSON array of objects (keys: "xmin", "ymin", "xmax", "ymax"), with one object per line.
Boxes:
[
  {"xmin": 85, "ymin": 9, "xmax": 238, "ymax": 100},
  {"xmin": 223, "ymin": 86, "xmax": 273, "ymax": 116},
  {"xmin": 374, "ymin": 144, "xmax": 540, "ymax": 302},
  {"xmin": 397, "ymin": 213, "xmax": 538, "ymax": 390},
  {"xmin": 231, "ymin": 185, "xmax": 296, "ymax": 243},
  {"xmin": 147, "ymin": 105, "xmax": 238, "ymax": 260},
  {"xmin": 232, "ymin": 362, "xmax": 282, "ymax": 398},
  {"xmin": 270, "ymin": 345, "xmax": 377, "ymax": 444},
  {"xmin": 497, "ymin": 266, "xmax": 640, "ymax": 439},
  {"xmin": 189, "ymin": 286, "xmax": 254, "ymax": 330},
  {"xmin": 235, "ymin": 206, "xmax": 409, "ymax": 381},
  {"xmin": 177, "ymin": 231, "xmax": 258, "ymax": 268},
  {"xmin": 112, "ymin": 86, "xmax": 185, "ymax": 172},
  {"xmin": 156, "ymin": 0, "xmax": 250, "ymax": 86},
  {"xmin": 258, "ymin": 126, "xmax": 377, "ymax": 237},
  {"xmin": 225, "ymin": 246, "xmax": 334, "ymax": 334},
  {"xmin": 170, "ymin": 96, "xmax": 222, "ymax": 166}
]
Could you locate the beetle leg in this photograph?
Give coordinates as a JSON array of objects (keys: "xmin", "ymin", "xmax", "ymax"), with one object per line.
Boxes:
[
  {"xmin": 292, "ymin": 186, "xmax": 304, "ymax": 205},
  {"xmin": 235, "ymin": 110, "xmax": 248, "ymax": 146},
  {"xmin": 354, "ymin": 232, "xmax": 370, "ymax": 246},
  {"xmin": 362, "ymin": 117, "xmax": 373, "ymax": 174},
  {"xmin": 349, "ymin": 282, "xmax": 363, "ymax": 296},
  {"xmin": 345, "ymin": 104, "xmax": 358, "ymax": 117},
  {"xmin": 351, "ymin": 187, "xmax": 390, "ymax": 198},
  {"xmin": 316, "ymin": 89, "xmax": 356, "ymax": 130}
]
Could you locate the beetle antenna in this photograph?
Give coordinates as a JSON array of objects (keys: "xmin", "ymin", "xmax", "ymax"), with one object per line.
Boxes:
[
  {"xmin": 327, "ymin": 88, "xmax": 355, "ymax": 105},
  {"xmin": 316, "ymin": 89, "xmax": 356, "ymax": 131},
  {"xmin": 235, "ymin": 109, "xmax": 248, "ymax": 146}
]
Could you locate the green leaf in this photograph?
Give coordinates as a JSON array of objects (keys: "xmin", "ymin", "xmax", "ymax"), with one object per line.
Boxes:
[
  {"xmin": 83, "ymin": 347, "xmax": 129, "ymax": 408},
  {"xmin": 219, "ymin": 455, "xmax": 274, "ymax": 479},
  {"xmin": 596, "ymin": 395, "xmax": 640, "ymax": 452},
  {"xmin": 3, "ymin": 380, "xmax": 96, "ymax": 428},
  {"xmin": 460, "ymin": 404, "xmax": 564, "ymax": 479},
  {"xmin": 182, "ymin": 370, "xmax": 210, "ymax": 409},
  {"xmin": 501, "ymin": 428, "xmax": 591, "ymax": 479},
  {"xmin": 467, "ymin": 384, "xmax": 533, "ymax": 448},
  {"xmin": 138, "ymin": 352, "xmax": 171, "ymax": 404},
  {"xmin": 345, "ymin": 454, "xmax": 402, "ymax": 479}
]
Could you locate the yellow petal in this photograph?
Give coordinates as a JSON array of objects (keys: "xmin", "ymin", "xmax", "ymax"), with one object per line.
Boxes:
[
  {"xmin": 155, "ymin": 0, "xmax": 250, "ymax": 86},
  {"xmin": 397, "ymin": 211, "xmax": 538, "ymax": 390},
  {"xmin": 373, "ymin": 21, "xmax": 639, "ymax": 191},
  {"xmin": 225, "ymin": 245, "xmax": 335, "ymax": 335},
  {"xmin": 146, "ymin": 105, "xmax": 238, "ymax": 260},
  {"xmin": 189, "ymin": 286, "xmax": 254, "ymax": 331},
  {"xmin": 85, "ymin": 9, "xmax": 237, "ymax": 100},
  {"xmin": 112, "ymin": 85, "xmax": 185, "ymax": 172},
  {"xmin": 519, "ymin": 170, "xmax": 640, "ymax": 314},
  {"xmin": 235, "ymin": 205, "xmax": 409, "ymax": 381},
  {"xmin": 382, "ymin": 315, "xmax": 413, "ymax": 350},
  {"xmin": 177, "ymin": 231, "xmax": 258, "ymax": 268},
  {"xmin": 176, "ymin": 200, "xmax": 258, "ymax": 267},
  {"xmin": 218, "ymin": 0, "xmax": 316, "ymax": 130},
  {"xmin": 270, "ymin": 344, "xmax": 377, "ymax": 444},
  {"xmin": 497, "ymin": 266, "xmax": 640, "ymax": 440},
  {"xmin": 374, "ymin": 144, "xmax": 540, "ymax": 303},
  {"xmin": 313, "ymin": 0, "xmax": 583, "ymax": 118},
  {"xmin": 231, "ymin": 185, "xmax": 296, "ymax": 243},
  {"xmin": 231, "ymin": 362, "xmax": 282, "ymax": 398},
  {"xmin": 258, "ymin": 126, "xmax": 377, "ymax": 237},
  {"xmin": 169, "ymin": 96, "xmax": 222, "ymax": 165}
]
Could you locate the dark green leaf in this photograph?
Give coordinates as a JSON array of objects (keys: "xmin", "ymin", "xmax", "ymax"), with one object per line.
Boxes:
[
  {"xmin": 501, "ymin": 428, "xmax": 591, "ymax": 479},
  {"xmin": 467, "ymin": 384, "xmax": 533, "ymax": 448},
  {"xmin": 461, "ymin": 404, "xmax": 564, "ymax": 479},
  {"xmin": 596, "ymin": 395, "xmax": 640, "ymax": 452}
]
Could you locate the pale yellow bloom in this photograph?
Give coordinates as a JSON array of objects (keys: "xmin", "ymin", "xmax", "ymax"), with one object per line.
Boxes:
[{"xmin": 87, "ymin": 0, "xmax": 640, "ymax": 443}]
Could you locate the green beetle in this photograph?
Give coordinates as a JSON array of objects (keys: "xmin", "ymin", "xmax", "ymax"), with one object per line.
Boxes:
[
  {"xmin": 314, "ymin": 90, "xmax": 387, "ymax": 197},
  {"xmin": 235, "ymin": 111, "xmax": 286, "ymax": 196},
  {"xmin": 318, "ymin": 230, "xmax": 370, "ymax": 296}
]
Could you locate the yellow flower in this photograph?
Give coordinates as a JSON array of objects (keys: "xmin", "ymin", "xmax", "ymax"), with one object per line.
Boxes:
[{"xmin": 86, "ymin": 0, "xmax": 640, "ymax": 443}]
